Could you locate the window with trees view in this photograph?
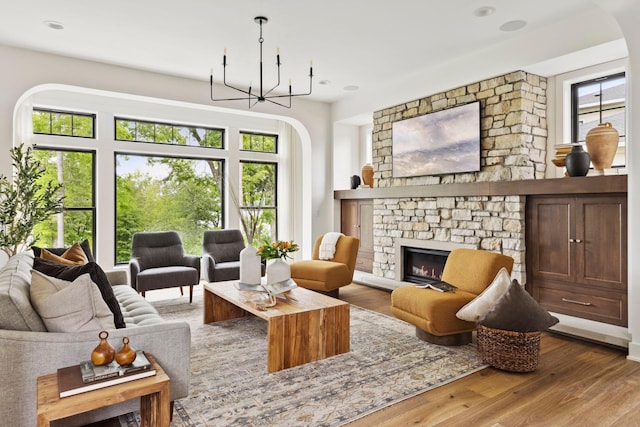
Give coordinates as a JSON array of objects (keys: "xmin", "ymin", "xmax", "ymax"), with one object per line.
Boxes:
[
  {"xmin": 33, "ymin": 108, "xmax": 95, "ymax": 138},
  {"xmin": 239, "ymin": 161, "xmax": 277, "ymax": 245},
  {"xmin": 572, "ymin": 72, "xmax": 626, "ymax": 166},
  {"xmin": 115, "ymin": 118, "xmax": 224, "ymax": 148},
  {"xmin": 115, "ymin": 154, "xmax": 223, "ymax": 263},
  {"xmin": 32, "ymin": 149, "xmax": 95, "ymax": 252},
  {"xmin": 241, "ymin": 131, "xmax": 277, "ymax": 153}
]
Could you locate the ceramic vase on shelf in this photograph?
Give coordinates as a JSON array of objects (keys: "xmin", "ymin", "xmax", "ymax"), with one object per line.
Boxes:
[
  {"xmin": 585, "ymin": 122, "xmax": 619, "ymax": 170},
  {"xmin": 239, "ymin": 245, "xmax": 262, "ymax": 285},
  {"xmin": 361, "ymin": 163, "xmax": 374, "ymax": 187},
  {"xmin": 266, "ymin": 258, "xmax": 290, "ymax": 286},
  {"xmin": 564, "ymin": 144, "xmax": 591, "ymax": 177},
  {"xmin": 350, "ymin": 174, "xmax": 361, "ymax": 189}
]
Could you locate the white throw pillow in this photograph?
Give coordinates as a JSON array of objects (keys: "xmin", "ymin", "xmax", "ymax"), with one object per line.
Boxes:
[
  {"xmin": 30, "ymin": 270, "xmax": 116, "ymax": 332},
  {"xmin": 455, "ymin": 267, "xmax": 511, "ymax": 322}
]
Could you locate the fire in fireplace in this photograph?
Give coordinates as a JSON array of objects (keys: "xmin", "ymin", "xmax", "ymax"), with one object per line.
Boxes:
[{"xmin": 402, "ymin": 247, "xmax": 450, "ymax": 284}]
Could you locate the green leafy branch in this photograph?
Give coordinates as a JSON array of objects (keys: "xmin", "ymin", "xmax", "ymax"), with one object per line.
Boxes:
[{"xmin": 0, "ymin": 144, "xmax": 64, "ymax": 256}]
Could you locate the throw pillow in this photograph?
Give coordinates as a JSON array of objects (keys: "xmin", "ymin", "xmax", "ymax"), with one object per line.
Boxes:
[
  {"xmin": 456, "ymin": 267, "xmax": 511, "ymax": 322},
  {"xmin": 478, "ymin": 279, "xmax": 559, "ymax": 333},
  {"xmin": 32, "ymin": 239, "xmax": 96, "ymax": 263},
  {"xmin": 32, "ymin": 258, "xmax": 126, "ymax": 328},
  {"xmin": 30, "ymin": 270, "xmax": 116, "ymax": 332},
  {"xmin": 40, "ymin": 243, "xmax": 88, "ymax": 266}
]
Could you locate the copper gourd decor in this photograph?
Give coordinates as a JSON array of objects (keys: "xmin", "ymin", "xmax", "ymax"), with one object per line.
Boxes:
[
  {"xmin": 91, "ymin": 330, "xmax": 115, "ymax": 366},
  {"xmin": 585, "ymin": 122, "xmax": 619, "ymax": 170},
  {"xmin": 116, "ymin": 336, "xmax": 137, "ymax": 366}
]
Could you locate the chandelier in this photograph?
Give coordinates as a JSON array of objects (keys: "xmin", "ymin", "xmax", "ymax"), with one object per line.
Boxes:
[{"xmin": 209, "ymin": 16, "xmax": 313, "ymax": 108}]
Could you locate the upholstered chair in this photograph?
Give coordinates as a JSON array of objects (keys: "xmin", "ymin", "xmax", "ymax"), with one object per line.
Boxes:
[
  {"xmin": 202, "ymin": 229, "xmax": 265, "ymax": 282},
  {"xmin": 129, "ymin": 231, "xmax": 201, "ymax": 303},
  {"xmin": 391, "ymin": 248, "xmax": 514, "ymax": 346},
  {"xmin": 289, "ymin": 234, "xmax": 360, "ymax": 297}
]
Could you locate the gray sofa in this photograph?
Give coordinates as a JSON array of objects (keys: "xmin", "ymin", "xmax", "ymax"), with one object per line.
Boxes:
[{"xmin": 0, "ymin": 251, "xmax": 191, "ymax": 426}]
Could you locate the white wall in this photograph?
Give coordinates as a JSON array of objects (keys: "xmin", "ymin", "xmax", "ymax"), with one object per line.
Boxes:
[
  {"xmin": 593, "ymin": 0, "xmax": 640, "ymax": 362},
  {"xmin": 332, "ymin": 123, "xmax": 361, "ymax": 191},
  {"xmin": 0, "ymin": 44, "xmax": 333, "ymax": 259}
]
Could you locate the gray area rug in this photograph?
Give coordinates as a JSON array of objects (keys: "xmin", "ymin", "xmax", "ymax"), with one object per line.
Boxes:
[{"xmin": 120, "ymin": 294, "xmax": 486, "ymax": 426}]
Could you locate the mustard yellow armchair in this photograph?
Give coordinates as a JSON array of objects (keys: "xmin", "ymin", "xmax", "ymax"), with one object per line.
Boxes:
[
  {"xmin": 290, "ymin": 234, "xmax": 360, "ymax": 297},
  {"xmin": 391, "ymin": 248, "xmax": 514, "ymax": 345}
]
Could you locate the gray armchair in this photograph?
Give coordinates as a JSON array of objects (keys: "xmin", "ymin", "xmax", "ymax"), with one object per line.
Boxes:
[
  {"xmin": 130, "ymin": 231, "xmax": 201, "ymax": 303},
  {"xmin": 202, "ymin": 229, "xmax": 265, "ymax": 282}
]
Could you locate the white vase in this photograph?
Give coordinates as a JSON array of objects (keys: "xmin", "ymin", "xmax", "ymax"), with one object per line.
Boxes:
[
  {"xmin": 239, "ymin": 245, "xmax": 262, "ymax": 285},
  {"xmin": 266, "ymin": 258, "xmax": 290, "ymax": 286}
]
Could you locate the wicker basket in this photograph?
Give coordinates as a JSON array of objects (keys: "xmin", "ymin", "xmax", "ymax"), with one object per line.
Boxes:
[{"xmin": 476, "ymin": 325, "xmax": 541, "ymax": 373}]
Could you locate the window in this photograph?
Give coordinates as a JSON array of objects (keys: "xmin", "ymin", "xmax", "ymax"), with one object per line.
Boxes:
[
  {"xmin": 32, "ymin": 149, "xmax": 96, "ymax": 252},
  {"xmin": 571, "ymin": 73, "xmax": 626, "ymax": 166},
  {"xmin": 115, "ymin": 118, "xmax": 224, "ymax": 149},
  {"xmin": 241, "ymin": 131, "xmax": 277, "ymax": 153},
  {"xmin": 32, "ymin": 108, "xmax": 95, "ymax": 138},
  {"xmin": 115, "ymin": 153, "xmax": 223, "ymax": 263},
  {"xmin": 239, "ymin": 161, "xmax": 277, "ymax": 244}
]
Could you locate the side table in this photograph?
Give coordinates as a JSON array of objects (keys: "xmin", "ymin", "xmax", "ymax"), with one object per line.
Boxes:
[{"xmin": 36, "ymin": 353, "xmax": 171, "ymax": 427}]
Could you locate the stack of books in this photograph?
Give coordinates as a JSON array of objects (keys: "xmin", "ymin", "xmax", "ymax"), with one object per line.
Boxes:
[{"xmin": 57, "ymin": 350, "xmax": 156, "ymax": 398}]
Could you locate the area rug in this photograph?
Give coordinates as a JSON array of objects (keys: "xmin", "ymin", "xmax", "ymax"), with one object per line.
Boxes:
[{"xmin": 120, "ymin": 295, "xmax": 486, "ymax": 426}]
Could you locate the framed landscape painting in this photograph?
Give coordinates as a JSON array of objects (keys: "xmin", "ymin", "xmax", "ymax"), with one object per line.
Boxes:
[{"xmin": 392, "ymin": 101, "xmax": 481, "ymax": 177}]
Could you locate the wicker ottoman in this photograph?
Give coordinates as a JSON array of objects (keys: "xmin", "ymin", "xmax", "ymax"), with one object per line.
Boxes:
[{"xmin": 476, "ymin": 325, "xmax": 541, "ymax": 372}]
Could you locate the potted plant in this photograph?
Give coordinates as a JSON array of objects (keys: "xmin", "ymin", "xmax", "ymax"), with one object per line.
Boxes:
[{"xmin": 0, "ymin": 143, "xmax": 64, "ymax": 257}]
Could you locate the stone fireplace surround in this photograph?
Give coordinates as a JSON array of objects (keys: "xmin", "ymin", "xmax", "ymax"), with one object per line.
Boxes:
[{"xmin": 362, "ymin": 70, "xmax": 547, "ymax": 289}]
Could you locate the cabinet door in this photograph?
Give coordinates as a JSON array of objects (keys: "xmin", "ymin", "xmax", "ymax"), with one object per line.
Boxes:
[
  {"xmin": 575, "ymin": 196, "xmax": 627, "ymax": 290},
  {"xmin": 341, "ymin": 200, "xmax": 359, "ymax": 238},
  {"xmin": 358, "ymin": 200, "xmax": 374, "ymax": 253},
  {"xmin": 528, "ymin": 196, "xmax": 576, "ymax": 283},
  {"xmin": 341, "ymin": 199, "xmax": 374, "ymax": 273}
]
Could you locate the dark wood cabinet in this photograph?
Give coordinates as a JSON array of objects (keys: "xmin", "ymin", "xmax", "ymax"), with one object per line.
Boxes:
[
  {"xmin": 341, "ymin": 199, "xmax": 373, "ymax": 273},
  {"xmin": 526, "ymin": 194, "xmax": 627, "ymax": 326}
]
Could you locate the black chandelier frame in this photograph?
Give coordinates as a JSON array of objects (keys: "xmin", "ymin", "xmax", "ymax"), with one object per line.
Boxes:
[{"xmin": 210, "ymin": 16, "xmax": 313, "ymax": 108}]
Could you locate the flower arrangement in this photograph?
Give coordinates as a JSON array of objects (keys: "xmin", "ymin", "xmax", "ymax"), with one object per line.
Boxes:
[{"xmin": 257, "ymin": 239, "xmax": 299, "ymax": 260}]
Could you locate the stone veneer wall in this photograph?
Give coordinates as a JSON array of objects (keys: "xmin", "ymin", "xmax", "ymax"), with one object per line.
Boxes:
[{"xmin": 371, "ymin": 71, "xmax": 547, "ymax": 284}]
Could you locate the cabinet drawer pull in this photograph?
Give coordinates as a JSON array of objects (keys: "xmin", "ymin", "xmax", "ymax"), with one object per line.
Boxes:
[
  {"xmin": 561, "ymin": 298, "xmax": 592, "ymax": 306},
  {"xmin": 568, "ymin": 239, "xmax": 583, "ymax": 243}
]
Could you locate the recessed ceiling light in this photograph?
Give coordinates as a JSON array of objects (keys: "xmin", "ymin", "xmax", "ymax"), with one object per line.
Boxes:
[
  {"xmin": 319, "ymin": 80, "xmax": 331, "ymax": 85},
  {"xmin": 500, "ymin": 20, "xmax": 526, "ymax": 32},
  {"xmin": 43, "ymin": 20, "xmax": 65, "ymax": 30},
  {"xmin": 473, "ymin": 6, "xmax": 496, "ymax": 17},
  {"xmin": 343, "ymin": 85, "xmax": 359, "ymax": 91}
]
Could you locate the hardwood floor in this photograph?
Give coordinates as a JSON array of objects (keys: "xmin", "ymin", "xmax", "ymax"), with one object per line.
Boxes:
[
  {"xmin": 89, "ymin": 282, "xmax": 640, "ymax": 426},
  {"xmin": 340, "ymin": 283, "xmax": 640, "ymax": 427}
]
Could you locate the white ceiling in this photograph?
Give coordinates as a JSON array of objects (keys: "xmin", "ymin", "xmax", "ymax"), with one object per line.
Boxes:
[{"xmin": 0, "ymin": 0, "xmax": 618, "ymax": 106}]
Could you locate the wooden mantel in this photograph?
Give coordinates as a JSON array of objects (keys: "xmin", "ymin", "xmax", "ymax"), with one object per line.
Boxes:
[{"xmin": 334, "ymin": 175, "xmax": 627, "ymax": 200}]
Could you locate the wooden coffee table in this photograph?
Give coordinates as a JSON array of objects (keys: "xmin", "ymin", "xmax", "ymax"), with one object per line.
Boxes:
[{"xmin": 203, "ymin": 281, "xmax": 350, "ymax": 372}]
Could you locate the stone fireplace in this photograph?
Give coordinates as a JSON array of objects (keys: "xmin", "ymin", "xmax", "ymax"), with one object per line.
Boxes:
[{"xmin": 369, "ymin": 70, "xmax": 548, "ymax": 286}]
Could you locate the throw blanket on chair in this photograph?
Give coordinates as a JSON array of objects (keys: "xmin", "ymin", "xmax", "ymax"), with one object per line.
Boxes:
[{"xmin": 319, "ymin": 232, "xmax": 344, "ymax": 260}]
